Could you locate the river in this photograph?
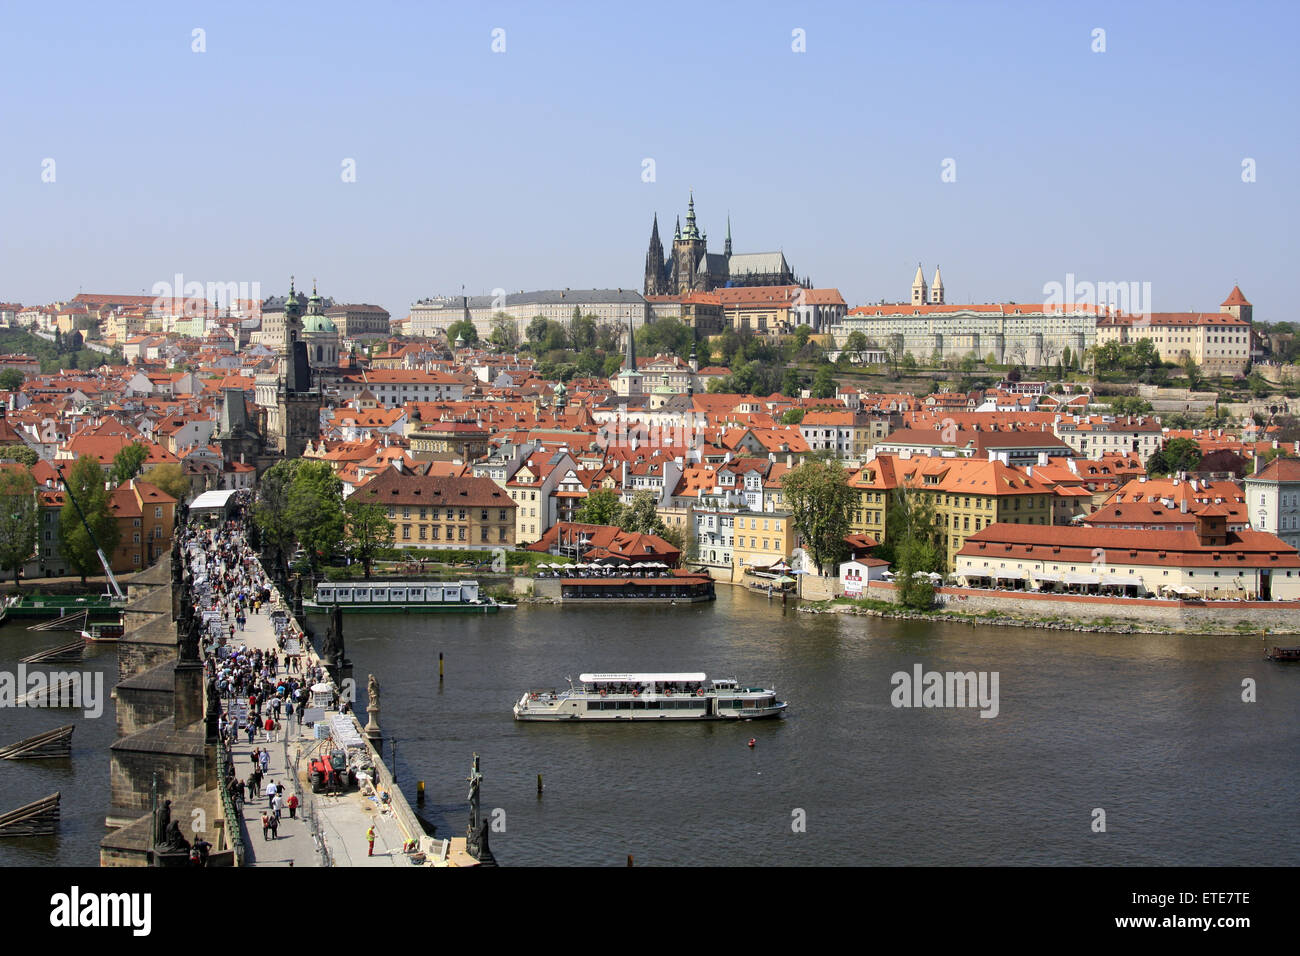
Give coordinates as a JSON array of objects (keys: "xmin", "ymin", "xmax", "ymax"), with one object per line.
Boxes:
[{"xmin": 1, "ymin": 584, "xmax": 1296, "ymax": 866}]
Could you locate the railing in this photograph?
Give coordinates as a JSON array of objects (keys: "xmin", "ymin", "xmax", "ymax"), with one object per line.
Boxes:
[{"xmin": 215, "ymin": 735, "xmax": 246, "ymax": 866}]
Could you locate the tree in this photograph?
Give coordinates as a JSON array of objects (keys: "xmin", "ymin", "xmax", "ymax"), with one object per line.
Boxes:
[
  {"xmin": 0, "ymin": 444, "xmax": 38, "ymax": 466},
  {"xmin": 109, "ymin": 443, "xmax": 149, "ymax": 485},
  {"xmin": 616, "ymin": 490, "xmax": 667, "ymax": 536},
  {"xmin": 488, "ymin": 313, "xmax": 519, "ymax": 351},
  {"xmin": 1147, "ymin": 437, "xmax": 1202, "ymax": 477},
  {"xmin": 780, "ymin": 408, "xmax": 805, "ymax": 425},
  {"xmin": 793, "ymin": 325, "xmax": 814, "ymax": 350},
  {"xmin": 446, "ymin": 319, "xmax": 478, "ymax": 345},
  {"xmin": 781, "ymin": 368, "xmax": 803, "ymax": 397},
  {"xmin": 895, "ymin": 537, "xmax": 938, "ymax": 609},
  {"xmin": 781, "ymin": 458, "xmax": 853, "ymax": 573},
  {"xmin": 569, "ymin": 314, "xmax": 597, "ymax": 351},
  {"xmin": 0, "ymin": 369, "xmax": 24, "ymax": 391},
  {"xmin": 0, "ymin": 467, "xmax": 38, "ymax": 588},
  {"xmin": 842, "ymin": 331, "xmax": 868, "ymax": 356},
  {"xmin": 148, "ymin": 462, "xmax": 191, "ymax": 504},
  {"xmin": 810, "ymin": 364, "xmax": 837, "ymax": 399},
  {"xmin": 254, "ymin": 459, "xmax": 302, "ymax": 573},
  {"xmin": 57, "ymin": 455, "xmax": 120, "ymax": 585},
  {"xmin": 286, "ymin": 460, "xmax": 344, "ymax": 569},
  {"xmin": 660, "ymin": 522, "xmax": 697, "ymax": 565},
  {"xmin": 526, "ymin": 315, "xmax": 550, "ymax": 347},
  {"xmin": 574, "ymin": 488, "xmax": 622, "ymax": 526},
  {"xmin": 343, "ymin": 497, "xmax": 395, "ymax": 578}
]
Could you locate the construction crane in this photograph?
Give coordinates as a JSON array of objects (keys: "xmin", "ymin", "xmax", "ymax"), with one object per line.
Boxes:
[{"xmin": 56, "ymin": 465, "xmax": 125, "ymax": 601}]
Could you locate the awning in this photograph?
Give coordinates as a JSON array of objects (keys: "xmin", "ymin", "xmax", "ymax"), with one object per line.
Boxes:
[
  {"xmin": 1171, "ymin": 585, "xmax": 1199, "ymax": 597},
  {"xmin": 995, "ymin": 570, "xmax": 1026, "ymax": 581},
  {"xmin": 1031, "ymin": 573, "xmax": 1063, "ymax": 583},
  {"xmin": 1101, "ymin": 575, "xmax": 1144, "ymax": 588},
  {"xmin": 1063, "ymin": 573, "xmax": 1100, "ymax": 585}
]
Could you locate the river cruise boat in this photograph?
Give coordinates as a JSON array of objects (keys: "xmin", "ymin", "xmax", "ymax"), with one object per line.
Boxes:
[
  {"xmin": 305, "ymin": 581, "xmax": 500, "ymax": 614},
  {"xmin": 513, "ymin": 672, "xmax": 787, "ymax": 721}
]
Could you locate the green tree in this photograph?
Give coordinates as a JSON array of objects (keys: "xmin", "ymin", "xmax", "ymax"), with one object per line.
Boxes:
[
  {"xmin": 254, "ymin": 459, "xmax": 302, "ymax": 573},
  {"xmin": 343, "ymin": 497, "xmax": 395, "ymax": 578},
  {"xmin": 57, "ymin": 455, "xmax": 121, "ymax": 586},
  {"xmin": 780, "ymin": 407, "xmax": 805, "ymax": 425},
  {"xmin": 615, "ymin": 490, "xmax": 667, "ymax": 536},
  {"xmin": 1147, "ymin": 437, "xmax": 1202, "ymax": 477},
  {"xmin": 526, "ymin": 315, "xmax": 550, "ymax": 347},
  {"xmin": 446, "ymin": 319, "xmax": 478, "ymax": 345},
  {"xmin": 0, "ymin": 444, "xmax": 38, "ymax": 466},
  {"xmin": 0, "ymin": 369, "xmax": 25, "ymax": 391},
  {"xmin": 574, "ymin": 488, "xmax": 622, "ymax": 526},
  {"xmin": 793, "ymin": 325, "xmax": 814, "ymax": 350},
  {"xmin": 109, "ymin": 443, "xmax": 149, "ymax": 485},
  {"xmin": 781, "ymin": 368, "xmax": 803, "ymax": 397},
  {"xmin": 569, "ymin": 314, "xmax": 597, "ymax": 351},
  {"xmin": 781, "ymin": 458, "xmax": 853, "ymax": 573},
  {"xmin": 286, "ymin": 460, "xmax": 344, "ymax": 569},
  {"xmin": 810, "ymin": 364, "xmax": 837, "ymax": 399},
  {"xmin": 895, "ymin": 537, "xmax": 939, "ymax": 610},
  {"xmin": 0, "ymin": 467, "xmax": 38, "ymax": 588},
  {"xmin": 603, "ymin": 354, "xmax": 625, "ymax": 378},
  {"xmin": 488, "ymin": 313, "xmax": 519, "ymax": 351},
  {"xmin": 147, "ymin": 462, "xmax": 191, "ymax": 504}
]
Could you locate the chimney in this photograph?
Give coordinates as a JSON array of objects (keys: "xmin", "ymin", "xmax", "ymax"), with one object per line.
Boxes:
[
  {"xmin": 1180, "ymin": 498, "xmax": 1188, "ymax": 514},
  {"xmin": 1255, "ymin": 455, "xmax": 1262, "ymax": 475}
]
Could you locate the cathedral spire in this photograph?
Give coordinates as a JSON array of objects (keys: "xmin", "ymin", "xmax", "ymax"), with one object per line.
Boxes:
[{"xmin": 725, "ymin": 214, "xmax": 732, "ymax": 257}]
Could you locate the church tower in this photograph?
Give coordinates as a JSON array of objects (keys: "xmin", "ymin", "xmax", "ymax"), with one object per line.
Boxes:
[
  {"xmin": 672, "ymin": 191, "xmax": 709, "ymax": 294},
  {"xmin": 911, "ymin": 264, "xmax": 928, "ymax": 306},
  {"xmin": 930, "ymin": 266, "xmax": 945, "ymax": 305},
  {"xmin": 277, "ymin": 277, "xmax": 322, "ymax": 461},
  {"xmin": 643, "ymin": 214, "xmax": 668, "ymax": 295}
]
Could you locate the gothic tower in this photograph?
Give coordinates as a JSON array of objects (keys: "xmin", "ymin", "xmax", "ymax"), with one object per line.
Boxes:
[
  {"xmin": 672, "ymin": 191, "xmax": 709, "ymax": 293},
  {"xmin": 930, "ymin": 266, "xmax": 945, "ymax": 305},
  {"xmin": 1220, "ymin": 285, "xmax": 1252, "ymax": 324},
  {"xmin": 644, "ymin": 214, "xmax": 668, "ymax": 295},
  {"xmin": 911, "ymin": 264, "xmax": 928, "ymax": 306},
  {"xmin": 277, "ymin": 277, "xmax": 322, "ymax": 461}
]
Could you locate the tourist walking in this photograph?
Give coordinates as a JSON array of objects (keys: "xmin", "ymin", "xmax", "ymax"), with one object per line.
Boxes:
[
  {"xmin": 287, "ymin": 793, "xmax": 298, "ymax": 819},
  {"xmin": 261, "ymin": 812, "xmax": 270, "ymax": 841},
  {"xmin": 366, "ymin": 824, "xmax": 376, "ymax": 857}
]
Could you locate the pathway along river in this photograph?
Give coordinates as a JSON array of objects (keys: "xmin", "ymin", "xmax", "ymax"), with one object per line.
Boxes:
[{"xmin": 1, "ymin": 585, "xmax": 1296, "ymax": 865}]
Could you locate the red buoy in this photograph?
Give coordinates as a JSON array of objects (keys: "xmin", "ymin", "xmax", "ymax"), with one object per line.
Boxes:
[{"xmin": 747, "ymin": 738, "xmax": 756, "ymax": 748}]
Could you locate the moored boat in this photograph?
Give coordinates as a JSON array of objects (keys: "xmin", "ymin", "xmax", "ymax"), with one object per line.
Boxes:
[
  {"xmin": 1264, "ymin": 646, "xmax": 1300, "ymax": 662},
  {"xmin": 80, "ymin": 620, "xmax": 125, "ymax": 644},
  {"xmin": 305, "ymin": 580, "xmax": 502, "ymax": 614},
  {"xmin": 513, "ymin": 672, "xmax": 787, "ymax": 721}
]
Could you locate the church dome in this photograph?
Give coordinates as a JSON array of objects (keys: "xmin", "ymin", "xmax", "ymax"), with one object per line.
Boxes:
[{"xmin": 302, "ymin": 310, "xmax": 336, "ymax": 334}]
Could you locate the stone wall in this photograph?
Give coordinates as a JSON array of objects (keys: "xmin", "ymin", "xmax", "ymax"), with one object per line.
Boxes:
[{"xmin": 864, "ymin": 581, "xmax": 1300, "ymax": 632}]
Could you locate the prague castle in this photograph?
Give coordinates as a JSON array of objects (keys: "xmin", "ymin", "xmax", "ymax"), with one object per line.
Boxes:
[{"xmin": 643, "ymin": 192, "xmax": 808, "ymax": 295}]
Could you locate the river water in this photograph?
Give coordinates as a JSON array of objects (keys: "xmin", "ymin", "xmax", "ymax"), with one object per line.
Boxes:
[{"xmin": 2, "ymin": 585, "xmax": 1297, "ymax": 866}]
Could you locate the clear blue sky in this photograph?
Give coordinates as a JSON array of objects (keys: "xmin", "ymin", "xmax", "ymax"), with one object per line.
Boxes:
[{"xmin": 2, "ymin": 0, "xmax": 1296, "ymax": 320}]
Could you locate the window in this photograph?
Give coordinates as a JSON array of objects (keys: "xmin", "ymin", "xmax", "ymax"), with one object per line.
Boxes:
[
  {"xmin": 402, "ymin": 525, "xmax": 411, "ymax": 540},
  {"xmin": 154, "ymin": 506, "xmax": 162, "ymax": 518},
  {"xmin": 458, "ymin": 527, "xmax": 466, "ymax": 541}
]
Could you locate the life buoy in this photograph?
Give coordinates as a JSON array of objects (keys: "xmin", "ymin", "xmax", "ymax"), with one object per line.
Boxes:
[
  {"xmin": 695, "ymin": 688, "xmax": 704, "ymax": 697},
  {"xmin": 600, "ymin": 689, "xmax": 607, "ymax": 697},
  {"xmin": 529, "ymin": 693, "xmax": 538, "ymax": 701},
  {"xmin": 633, "ymin": 689, "xmax": 640, "ymax": 697},
  {"xmin": 665, "ymin": 688, "xmax": 673, "ymax": 696}
]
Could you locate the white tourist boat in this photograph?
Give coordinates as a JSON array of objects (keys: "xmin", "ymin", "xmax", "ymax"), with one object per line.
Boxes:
[{"xmin": 513, "ymin": 672, "xmax": 787, "ymax": 721}]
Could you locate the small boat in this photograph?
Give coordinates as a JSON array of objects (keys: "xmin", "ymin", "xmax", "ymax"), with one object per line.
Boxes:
[
  {"xmin": 80, "ymin": 620, "xmax": 124, "ymax": 644},
  {"xmin": 513, "ymin": 672, "xmax": 787, "ymax": 721},
  {"xmin": 1264, "ymin": 646, "xmax": 1300, "ymax": 662},
  {"xmin": 305, "ymin": 581, "xmax": 500, "ymax": 614}
]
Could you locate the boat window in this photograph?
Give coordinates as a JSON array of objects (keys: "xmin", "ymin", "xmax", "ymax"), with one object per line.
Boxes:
[{"xmin": 617, "ymin": 701, "xmax": 632, "ymax": 710}]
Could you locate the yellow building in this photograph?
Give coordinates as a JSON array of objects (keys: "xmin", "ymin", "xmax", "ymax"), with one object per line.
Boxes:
[{"xmin": 731, "ymin": 510, "xmax": 798, "ymax": 577}]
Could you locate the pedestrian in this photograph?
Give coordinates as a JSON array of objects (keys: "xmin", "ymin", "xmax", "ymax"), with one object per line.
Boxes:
[
  {"xmin": 269, "ymin": 812, "xmax": 278, "ymax": 840},
  {"xmin": 287, "ymin": 793, "xmax": 299, "ymax": 819},
  {"xmin": 261, "ymin": 812, "xmax": 270, "ymax": 841},
  {"xmin": 265, "ymin": 779, "xmax": 277, "ymax": 808},
  {"xmin": 259, "ymin": 749, "xmax": 269, "ymax": 774},
  {"xmin": 366, "ymin": 824, "xmax": 376, "ymax": 857},
  {"xmin": 272, "ymin": 793, "xmax": 282, "ymax": 819},
  {"xmin": 264, "ymin": 715, "xmax": 275, "ymax": 742}
]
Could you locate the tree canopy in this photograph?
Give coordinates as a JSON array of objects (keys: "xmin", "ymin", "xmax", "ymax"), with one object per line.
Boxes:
[
  {"xmin": 0, "ymin": 466, "xmax": 38, "ymax": 587},
  {"xmin": 781, "ymin": 458, "xmax": 853, "ymax": 573},
  {"xmin": 57, "ymin": 455, "xmax": 120, "ymax": 585}
]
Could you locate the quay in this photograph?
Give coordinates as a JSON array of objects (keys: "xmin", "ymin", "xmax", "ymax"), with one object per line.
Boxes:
[{"xmin": 98, "ymin": 507, "xmax": 488, "ymax": 867}]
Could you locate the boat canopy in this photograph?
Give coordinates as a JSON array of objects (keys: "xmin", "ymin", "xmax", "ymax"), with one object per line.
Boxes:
[{"xmin": 580, "ymin": 672, "xmax": 707, "ymax": 684}]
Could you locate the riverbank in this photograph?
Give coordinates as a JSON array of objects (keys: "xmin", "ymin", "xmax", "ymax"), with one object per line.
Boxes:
[{"xmin": 801, "ymin": 594, "xmax": 1295, "ymax": 636}]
